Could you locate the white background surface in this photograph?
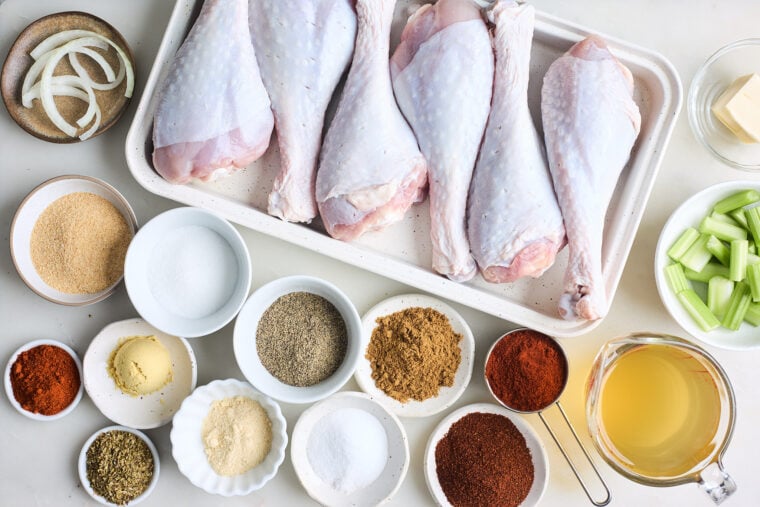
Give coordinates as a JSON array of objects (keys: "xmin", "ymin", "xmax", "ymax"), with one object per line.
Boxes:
[{"xmin": 0, "ymin": 1, "xmax": 758, "ymax": 506}]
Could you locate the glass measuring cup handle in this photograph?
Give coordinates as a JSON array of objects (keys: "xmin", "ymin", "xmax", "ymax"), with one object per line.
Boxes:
[
  {"xmin": 539, "ymin": 403, "xmax": 611, "ymax": 507},
  {"xmin": 699, "ymin": 462, "xmax": 737, "ymax": 504}
]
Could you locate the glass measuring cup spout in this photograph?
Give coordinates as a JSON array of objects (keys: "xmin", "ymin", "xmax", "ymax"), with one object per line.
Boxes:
[{"xmin": 586, "ymin": 333, "xmax": 737, "ymax": 504}]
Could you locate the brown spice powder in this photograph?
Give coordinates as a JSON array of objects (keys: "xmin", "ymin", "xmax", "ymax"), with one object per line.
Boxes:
[
  {"xmin": 366, "ymin": 306, "xmax": 462, "ymax": 403},
  {"xmin": 30, "ymin": 192, "xmax": 132, "ymax": 294}
]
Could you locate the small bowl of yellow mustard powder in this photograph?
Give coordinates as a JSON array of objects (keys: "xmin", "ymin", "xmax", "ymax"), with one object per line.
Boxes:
[
  {"xmin": 83, "ymin": 318, "xmax": 197, "ymax": 429},
  {"xmin": 354, "ymin": 294, "xmax": 475, "ymax": 418},
  {"xmin": 10, "ymin": 175, "xmax": 137, "ymax": 305},
  {"xmin": 170, "ymin": 378, "xmax": 287, "ymax": 496}
]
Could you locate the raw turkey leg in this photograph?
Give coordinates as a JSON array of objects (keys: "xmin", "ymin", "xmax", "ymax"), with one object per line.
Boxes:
[
  {"xmin": 390, "ymin": 0, "xmax": 493, "ymax": 282},
  {"xmin": 249, "ymin": 0, "xmax": 356, "ymax": 223},
  {"xmin": 542, "ymin": 35, "xmax": 641, "ymax": 321},
  {"xmin": 152, "ymin": 0, "xmax": 274, "ymax": 184},
  {"xmin": 467, "ymin": 1, "xmax": 565, "ymax": 283},
  {"xmin": 316, "ymin": 0, "xmax": 427, "ymax": 241}
]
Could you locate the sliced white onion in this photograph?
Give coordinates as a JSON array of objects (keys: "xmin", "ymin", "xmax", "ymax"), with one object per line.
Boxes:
[{"xmin": 22, "ymin": 30, "xmax": 134, "ymax": 140}]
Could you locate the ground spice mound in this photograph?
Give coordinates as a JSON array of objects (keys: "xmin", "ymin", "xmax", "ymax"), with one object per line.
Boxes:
[
  {"xmin": 485, "ymin": 329, "xmax": 567, "ymax": 412},
  {"xmin": 10, "ymin": 344, "xmax": 80, "ymax": 415},
  {"xmin": 435, "ymin": 412, "xmax": 534, "ymax": 507},
  {"xmin": 366, "ymin": 306, "xmax": 462, "ymax": 403},
  {"xmin": 30, "ymin": 191, "xmax": 132, "ymax": 294}
]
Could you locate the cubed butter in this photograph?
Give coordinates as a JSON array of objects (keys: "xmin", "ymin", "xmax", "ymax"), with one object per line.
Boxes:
[{"xmin": 712, "ymin": 73, "xmax": 760, "ymax": 143}]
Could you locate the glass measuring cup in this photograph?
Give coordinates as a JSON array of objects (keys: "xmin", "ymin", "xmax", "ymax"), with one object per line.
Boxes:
[
  {"xmin": 484, "ymin": 328, "xmax": 611, "ymax": 506},
  {"xmin": 585, "ymin": 333, "xmax": 736, "ymax": 504}
]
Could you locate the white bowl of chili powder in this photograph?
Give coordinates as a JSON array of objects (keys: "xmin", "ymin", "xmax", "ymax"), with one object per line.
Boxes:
[
  {"xmin": 4, "ymin": 338, "xmax": 83, "ymax": 420},
  {"xmin": 10, "ymin": 174, "xmax": 137, "ymax": 306}
]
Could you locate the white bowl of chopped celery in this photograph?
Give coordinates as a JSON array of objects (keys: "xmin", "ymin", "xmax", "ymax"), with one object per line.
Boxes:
[{"xmin": 656, "ymin": 181, "xmax": 760, "ymax": 349}]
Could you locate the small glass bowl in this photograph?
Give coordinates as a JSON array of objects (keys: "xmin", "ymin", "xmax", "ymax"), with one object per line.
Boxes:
[{"xmin": 688, "ymin": 38, "xmax": 760, "ymax": 170}]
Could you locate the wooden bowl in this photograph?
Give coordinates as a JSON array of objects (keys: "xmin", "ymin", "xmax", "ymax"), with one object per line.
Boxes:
[{"xmin": 0, "ymin": 11, "xmax": 135, "ymax": 143}]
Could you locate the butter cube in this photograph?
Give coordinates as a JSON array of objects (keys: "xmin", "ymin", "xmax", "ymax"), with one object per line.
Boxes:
[{"xmin": 712, "ymin": 73, "xmax": 760, "ymax": 143}]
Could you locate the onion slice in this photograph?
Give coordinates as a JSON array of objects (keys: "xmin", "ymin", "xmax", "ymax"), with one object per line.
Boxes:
[{"xmin": 21, "ymin": 29, "xmax": 134, "ymax": 140}]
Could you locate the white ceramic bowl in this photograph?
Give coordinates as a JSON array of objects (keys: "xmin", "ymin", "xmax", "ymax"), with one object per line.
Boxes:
[
  {"xmin": 124, "ymin": 207, "xmax": 251, "ymax": 338},
  {"xmin": 655, "ymin": 180, "xmax": 760, "ymax": 349},
  {"xmin": 354, "ymin": 294, "xmax": 474, "ymax": 418},
  {"xmin": 83, "ymin": 318, "xmax": 197, "ymax": 428},
  {"xmin": 170, "ymin": 378, "xmax": 287, "ymax": 496},
  {"xmin": 4, "ymin": 338, "xmax": 83, "ymax": 420},
  {"xmin": 233, "ymin": 275, "xmax": 362, "ymax": 404},
  {"xmin": 291, "ymin": 391, "xmax": 409, "ymax": 507},
  {"xmin": 78, "ymin": 425, "xmax": 160, "ymax": 506},
  {"xmin": 10, "ymin": 175, "xmax": 137, "ymax": 305},
  {"xmin": 424, "ymin": 403, "xmax": 549, "ymax": 507},
  {"xmin": 688, "ymin": 39, "xmax": 760, "ymax": 170}
]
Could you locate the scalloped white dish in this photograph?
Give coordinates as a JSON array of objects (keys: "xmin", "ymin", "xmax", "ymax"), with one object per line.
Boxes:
[
  {"xmin": 291, "ymin": 391, "xmax": 409, "ymax": 506},
  {"xmin": 170, "ymin": 378, "xmax": 287, "ymax": 496},
  {"xmin": 354, "ymin": 294, "xmax": 474, "ymax": 418},
  {"xmin": 125, "ymin": 0, "xmax": 682, "ymax": 338},
  {"xmin": 83, "ymin": 318, "xmax": 197, "ymax": 428},
  {"xmin": 4, "ymin": 338, "xmax": 84, "ymax": 420},
  {"xmin": 655, "ymin": 180, "xmax": 760, "ymax": 349},
  {"xmin": 424, "ymin": 403, "xmax": 549, "ymax": 507}
]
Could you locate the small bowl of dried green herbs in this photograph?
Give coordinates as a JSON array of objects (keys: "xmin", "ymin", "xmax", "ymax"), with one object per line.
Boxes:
[
  {"xmin": 78, "ymin": 425, "xmax": 160, "ymax": 506},
  {"xmin": 233, "ymin": 275, "xmax": 363, "ymax": 404}
]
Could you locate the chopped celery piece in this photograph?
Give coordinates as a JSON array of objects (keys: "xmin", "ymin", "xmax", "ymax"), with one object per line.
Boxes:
[
  {"xmin": 680, "ymin": 234, "xmax": 712, "ymax": 272},
  {"xmin": 749, "ymin": 253, "xmax": 760, "ymax": 265},
  {"xmin": 744, "ymin": 302, "xmax": 760, "ymax": 326},
  {"xmin": 730, "ymin": 239, "xmax": 748, "ymax": 281},
  {"xmin": 677, "ymin": 290, "xmax": 721, "ymax": 331},
  {"xmin": 699, "ymin": 216, "xmax": 747, "ymax": 242},
  {"xmin": 665, "ymin": 263, "xmax": 691, "ymax": 294},
  {"xmin": 713, "ymin": 189, "xmax": 760, "ymax": 213},
  {"xmin": 721, "ymin": 282, "xmax": 752, "ymax": 331},
  {"xmin": 747, "ymin": 263, "xmax": 760, "ymax": 302},
  {"xmin": 706, "ymin": 235, "xmax": 730, "ymax": 266},
  {"xmin": 684, "ymin": 263, "xmax": 730, "ymax": 283},
  {"xmin": 745, "ymin": 206, "xmax": 760, "ymax": 250},
  {"xmin": 730, "ymin": 208, "xmax": 749, "ymax": 229},
  {"xmin": 751, "ymin": 243, "xmax": 757, "ymax": 255},
  {"xmin": 707, "ymin": 276, "xmax": 734, "ymax": 318},
  {"xmin": 667, "ymin": 227, "xmax": 700, "ymax": 262},
  {"xmin": 710, "ymin": 211, "xmax": 741, "ymax": 227}
]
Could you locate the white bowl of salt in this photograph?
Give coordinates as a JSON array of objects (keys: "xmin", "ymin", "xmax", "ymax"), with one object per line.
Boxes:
[
  {"xmin": 291, "ymin": 391, "xmax": 409, "ymax": 506},
  {"xmin": 124, "ymin": 207, "xmax": 251, "ymax": 338}
]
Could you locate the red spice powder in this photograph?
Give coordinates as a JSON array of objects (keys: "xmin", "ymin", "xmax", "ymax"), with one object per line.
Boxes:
[
  {"xmin": 435, "ymin": 412, "xmax": 534, "ymax": 507},
  {"xmin": 10, "ymin": 344, "xmax": 80, "ymax": 415},
  {"xmin": 485, "ymin": 329, "xmax": 567, "ymax": 412}
]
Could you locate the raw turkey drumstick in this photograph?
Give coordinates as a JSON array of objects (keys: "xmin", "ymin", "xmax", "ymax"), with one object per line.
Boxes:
[
  {"xmin": 316, "ymin": 0, "xmax": 427, "ymax": 241},
  {"xmin": 250, "ymin": 0, "xmax": 357, "ymax": 223},
  {"xmin": 391, "ymin": 0, "xmax": 493, "ymax": 282},
  {"xmin": 468, "ymin": 0, "xmax": 565, "ymax": 283},
  {"xmin": 542, "ymin": 35, "xmax": 641, "ymax": 321},
  {"xmin": 152, "ymin": 0, "xmax": 274, "ymax": 184}
]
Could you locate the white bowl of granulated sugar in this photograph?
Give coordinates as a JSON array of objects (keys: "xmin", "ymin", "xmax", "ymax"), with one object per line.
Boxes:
[
  {"xmin": 124, "ymin": 207, "xmax": 252, "ymax": 338},
  {"xmin": 10, "ymin": 174, "xmax": 137, "ymax": 306}
]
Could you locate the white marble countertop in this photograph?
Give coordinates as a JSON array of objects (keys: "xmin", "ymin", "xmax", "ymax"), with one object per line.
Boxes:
[{"xmin": 1, "ymin": 1, "xmax": 758, "ymax": 506}]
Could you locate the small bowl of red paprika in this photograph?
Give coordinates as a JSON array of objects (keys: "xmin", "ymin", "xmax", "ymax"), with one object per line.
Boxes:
[{"xmin": 4, "ymin": 339, "xmax": 84, "ymax": 420}]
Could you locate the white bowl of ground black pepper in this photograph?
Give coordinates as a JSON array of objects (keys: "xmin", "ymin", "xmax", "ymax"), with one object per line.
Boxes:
[
  {"xmin": 10, "ymin": 175, "xmax": 137, "ymax": 306},
  {"xmin": 78, "ymin": 425, "xmax": 160, "ymax": 506},
  {"xmin": 233, "ymin": 275, "xmax": 363, "ymax": 404}
]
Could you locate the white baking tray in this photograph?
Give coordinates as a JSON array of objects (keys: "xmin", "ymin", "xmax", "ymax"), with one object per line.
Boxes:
[{"xmin": 125, "ymin": 0, "xmax": 681, "ymax": 338}]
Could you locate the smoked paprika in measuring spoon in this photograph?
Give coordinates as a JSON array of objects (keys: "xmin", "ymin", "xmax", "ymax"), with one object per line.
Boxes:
[{"xmin": 485, "ymin": 328, "xmax": 611, "ymax": 506}]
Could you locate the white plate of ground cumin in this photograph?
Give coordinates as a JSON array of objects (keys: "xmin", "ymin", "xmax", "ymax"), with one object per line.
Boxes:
[
  {"xmin": 10, "ymin": 174, "xmax": 137, "ymax": 305},
  {"xmin": 354, "ymin": 294, "xmax": 475, "ymax": 418}
]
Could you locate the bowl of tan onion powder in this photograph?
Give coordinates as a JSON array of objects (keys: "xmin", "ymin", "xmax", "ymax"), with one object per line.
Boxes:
[
  {"xmin": 10, "ymin": 174, "xmax": 137, "ymax": 305},
  {"xmin": 170, "ymin": 378, "xmax": 287, "ymax": 496}
]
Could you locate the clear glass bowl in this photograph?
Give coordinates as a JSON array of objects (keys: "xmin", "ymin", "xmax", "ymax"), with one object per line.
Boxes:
[{"xmin": 688, "ymin": 38, "xmax": 760, "ymax": 170}]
